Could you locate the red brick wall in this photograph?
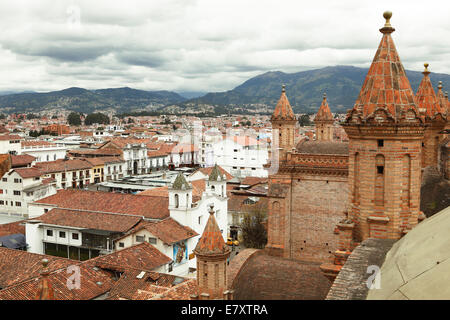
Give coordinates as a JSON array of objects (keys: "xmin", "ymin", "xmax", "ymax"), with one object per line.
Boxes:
[
  {"xmin": 347, "ymin": 137, "xmax": 422, "ymax": 242},
  {"xmin": 290, "ymin": 175, "xmax": 348, "ymax": 263}
]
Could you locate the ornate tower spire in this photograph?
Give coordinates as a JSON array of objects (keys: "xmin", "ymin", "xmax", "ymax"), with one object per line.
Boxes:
[
  {"xmin": 270, "ymin": 85, "xmax": 297, "ymax": 162},
  {"xmin": 342, "ymin": 11, "xmax": 425, "ymax": 243},
  {"xmin": 345, "ymin": 11, "xmax": 421, "ymax": 124},
  {"xmin": 314, "ymin": 93, "xmax": 334, "ymax": 141},
  {"xmin": 416, "ymin": 63, "xmax": 443, "ymax": 119},
  {"xmin": 194, "ymin": 204, "xmax": 230, "ymax": 300},
  {"xmin": 415, "ymin": 63, "xmax": 446, "ymax": 168}
]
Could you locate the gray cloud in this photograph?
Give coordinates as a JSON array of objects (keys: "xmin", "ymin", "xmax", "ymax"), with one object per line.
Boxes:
[{"xmin": 0, "ymin": 0, "xmax": 449, "ymax": 93}]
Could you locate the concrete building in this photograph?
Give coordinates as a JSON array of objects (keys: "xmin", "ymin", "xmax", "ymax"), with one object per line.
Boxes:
[
  {"xmin": 0, "ymin": 168, "xmax": 56, "ymax": 218},
  {"xmin": 212, "ymin": 136, "xmax": 268, "ymax": 178}
]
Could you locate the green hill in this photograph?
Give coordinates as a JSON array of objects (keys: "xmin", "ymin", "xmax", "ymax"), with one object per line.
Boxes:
[
  {"xmin": 0, "ymin": 87, "xmax": 186, "ymax": 114},
  {"xmin": 186, "ymin": 66, "xmax": 450, "ymax": 113}
]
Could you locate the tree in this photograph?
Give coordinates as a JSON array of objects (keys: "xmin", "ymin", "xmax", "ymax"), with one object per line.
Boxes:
[
  {"xmin": 239, "ymin": 202, "xmax": 268, "ymax": 249},
  {"xmin": 67, "ymin": 112, "xmax": 82, "ymax": 126},
  {"xmin": 298, "ymin": 114, "xmax": 312, "ymax": 127},
  {"xmin": 84, "ymin": 113, "xmax": 110, "ymax": 125}
]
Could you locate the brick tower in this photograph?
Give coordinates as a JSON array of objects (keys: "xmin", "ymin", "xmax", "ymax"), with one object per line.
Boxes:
[
  {"xmin": 415, "ymin": 63, "xmax": 447, "ymax": 168},
  {"xmin": 314, "ymin": 93, "xmax": 334, "ymax": 141},
  {"xmin": 437, "ymin": 82, "xmax": 450, "ymax": 134},
  {"xmin": 342, "ymin": 11, "xmax": 425, "ymax": 242},
  {"xmin": 193, "ymin": 204, "xmax": 231, "ymax": 300},
  {"xmin": 270, "ymin": 85, "xmax": 297, "ymax": 162}
]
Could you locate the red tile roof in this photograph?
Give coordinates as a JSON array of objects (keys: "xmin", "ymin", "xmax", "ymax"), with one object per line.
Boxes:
[
  {"xmin": 33, "ymin": 189, "xmax": 170, "ymax": 220},
  {"xmin": 132, "ymin": 218, "xmax": 198, "ymax": 245},
  {"xmin": 92, "ymin": 242, "xmax": 171, "ymax": 272},
  {"xmin": 12, "ymin": 167, "xmax": 42, "ymax": 179},
  {"xmin": 34, "ymin": 159, "xmax": 92, "ymax": 174},
  {"xmin": 0, "ymin": 259, "xmax": 116, "ymax": 300},
  {"xmin": 33, "ymin": 208, "xmax": 142, "ymax": 233},
  {"xmin": 0, "ymin": 247, "xmax": 75, "ymax": 289},
  {"xmin": 107, "ymin": 269, "xmax": 193, "ymax": 300},
  {"xmin": 11, "ymin": 154, "xmax": 35, "ymax": 168},
  {"xmin": 0, "ymin": 220, "xmax": 26, "ymax": 237},
  {"xmin": 194, "ymin": 165, "xmax": 233, "ymax": 180},
  {"xmin": 0, "ymin": 135, "xmax": 22, "ymax": 141},
  {"xmin": 271, "ymin": 85, "xmax": 296, "ymax": 121}
]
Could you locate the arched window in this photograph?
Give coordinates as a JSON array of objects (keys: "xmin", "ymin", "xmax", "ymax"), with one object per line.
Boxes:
[
  {"xmin": 175, "ymin": 194, "xmax": 179, "ymax": 208},
  {"xmin": 222, "ymin": 185, "xmax": 224, "ymax": 197},
  {"xmin": 354, "ymin": 152, "xmax": 360, "ymax": 204},
  {"xmin": 272, "ymin": 201, "xmax": 281, "ymax": 244},
  {"xmin": 186, "ymin": 194, "xmax": 189, "ymax": 207},
  {"xmin": 374, "ymin": 154, "xmax": 385, "ymax": 207}
]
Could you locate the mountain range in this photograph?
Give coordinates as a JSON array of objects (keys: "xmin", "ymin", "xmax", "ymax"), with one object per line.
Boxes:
[
  {"xmin": 183, "ymin": 66, "xmax": 450, "ymax": 114},
  {"xmin": 1, "ymin": 66, "xmax": 449, "ymax": 114}
]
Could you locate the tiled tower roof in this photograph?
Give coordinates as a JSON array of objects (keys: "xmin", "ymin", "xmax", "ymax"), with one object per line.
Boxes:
[
  {"xmin": 208, "ymin": 164, "xmax": 224, "ymax": 182},
  {"xmin": 345, "ymin": 11, "xmax": 420, "ymax": 124},
  {"xmin": 271, "ymin": 85, "xmax": 296, "ymax": 121},
  {"xmin": 314, "ymin": 93, "xmax": 334, "ymax": 122},
  {"xmin": 171, "ymin": 172, "xmax": 192, "ymax": 190},
  {"xmin": 194, "ymin": 205, "xmax": 230, "ymax": 256},
  {"xmin": 415, "ymin": 63, "xmax": 443, "ymax": 119}
]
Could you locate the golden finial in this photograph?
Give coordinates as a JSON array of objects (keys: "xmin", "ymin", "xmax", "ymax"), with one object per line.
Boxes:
[
  {"xmin": 323, "ymin": 93, "xmax": 327, "ymax": 100},
  {"xmin": 438, "ymin": 81, "xmax": 443, "ymax": 90},
  {"xmin": 383, "ymin": 11, "xmax": 392, "ymax": 26},
  {"xmin": 282, "ymin": 84, "xmax": 286, "ymax": 93},
  {"xmin": 380, "ymin": 11, "xmax": 395, "ymax": 34},
  {"xmin": 423, "ymin": 63, "xmax": 430, "ymax": 75},
  {"xmin": 42, "ymin": 258, "xmax": 49, "ymax": 268}
]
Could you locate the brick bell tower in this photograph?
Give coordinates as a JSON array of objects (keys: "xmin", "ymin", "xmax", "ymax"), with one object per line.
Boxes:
[
  {"xmin": 314, "ymin": 93, "xmax": 335, "ymax": 141},
  {"xmin": 415, "ymin": 63, "xmax": 447, "ymax": 168},
  {"xmin": 342, "ymin": 11, "xmax": 425, "ymax": 242},
  {"xmin": 270, "ymin": 85, "xmax": 297, "ymax": 162},
  {"xmin": 192, "ymin": 204, "xmax": 231, "ymax": 300}
]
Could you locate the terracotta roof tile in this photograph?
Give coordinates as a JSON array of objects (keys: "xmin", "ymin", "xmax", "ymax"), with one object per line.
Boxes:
[
  {"xmin": 34, "ymin": 189, "xmax": 170, "ymax": 220},
  {"xmin": 11, "ymin": 154, "xmax": 35, "ymax": 168},
  {"xmin": 34, "ymin": 159, "xmax": 93, "ymax": 174},
  {"xmin": 0, "ymin": 247, "xmax": 75, "ymax": 289},
  {"xmin": 92, "ymin": 242, "xmax": 171, "ymax": 272},
  {"xmin": 314, "ymin": 94, "xmax": 334, "ymax": 122},
  {"xmin": 194, "ymin": 206, "xmax": 229, "ymax": 256},
  {"xmin": 345, "ymin": 13, "xmax": 420, "ymax": 123},
  {"xmin": 135, "ymin": 218, "xmax": 198, "ymax": 245},
  {"xmin": 415, "ymin": 64, "xmax": 444, "ymax": 120},
  {"xmin": 271, "ymin": 85, "xmax": 296, "ymax": 121},
  {"xmin": 32, "ymin": 208, "xmax": 142, "ymax": 233}
]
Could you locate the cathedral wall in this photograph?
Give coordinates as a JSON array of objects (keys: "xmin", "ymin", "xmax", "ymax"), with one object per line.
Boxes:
[{"xmin": 289, "ymin": 174, "xmax": 348, "ymax": 263}]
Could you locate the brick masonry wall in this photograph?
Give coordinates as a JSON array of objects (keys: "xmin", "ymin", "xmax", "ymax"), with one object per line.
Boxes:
[
  {"xmin": 290, "ymin": 175, "xmax": 348, "ymax": 263},
  {"xmin": 348, "ymin": 137, "xmax": 422, "ymax": 242}
]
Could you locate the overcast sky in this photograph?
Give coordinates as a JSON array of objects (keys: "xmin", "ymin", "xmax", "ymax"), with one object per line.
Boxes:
[{"xmin": 0, "ymin": 0, "xmax": 449, "ymax": 93}]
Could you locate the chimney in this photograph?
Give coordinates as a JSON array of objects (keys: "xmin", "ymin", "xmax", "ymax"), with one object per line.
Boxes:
[{"xmin": 35, "ymin": 258, "xmax": 55, "ymax": 300}]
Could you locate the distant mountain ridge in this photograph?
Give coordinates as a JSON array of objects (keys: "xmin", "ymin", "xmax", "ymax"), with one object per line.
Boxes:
[
  {"xmin": 1, "ymin": 66, "xmax": 450, "ymax": 114},
  {"xmin": 184, "ymin": 65, "xmax": 450, "ymax": 113},
  {"xmin": 0, "ymin": 87, "xmax": 186, "ymax": 114}
]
